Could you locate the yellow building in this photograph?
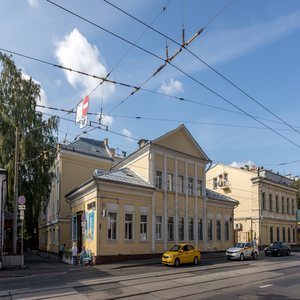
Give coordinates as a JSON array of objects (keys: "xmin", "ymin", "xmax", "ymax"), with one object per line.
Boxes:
[
  {"xmin": 206, "ymin": 164, "xmax": 299, "ymax": 248},
  {"xmin": 38, "ymin": 138, "xmax": 122, "ymax": 253},
  {"xmin": 65, "ymin": 125, "xmax": 239, "ymax": 263}
]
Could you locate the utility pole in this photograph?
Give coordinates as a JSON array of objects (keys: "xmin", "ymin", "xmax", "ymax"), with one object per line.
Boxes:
[{"xmin": 13, "ymin": 127, "xmax": 19, "ymax": 253}]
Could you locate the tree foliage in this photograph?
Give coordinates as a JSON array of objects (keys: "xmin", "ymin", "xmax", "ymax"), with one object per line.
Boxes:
[{"xmin": 0, "ymin": 52, "xmax": 59, "ymax": 244}]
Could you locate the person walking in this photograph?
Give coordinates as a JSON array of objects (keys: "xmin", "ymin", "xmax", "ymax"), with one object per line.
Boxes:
[
  {"xmin": 252, "ymin": 237, "xmax": 257, "ymax": 247},
  {"xmin": 79, "ymin": 246, "xmax": 86, "ymax": 265},
  {"xmin": 72, "ymin": 243, "xmax": 78, "ymax": 266}
]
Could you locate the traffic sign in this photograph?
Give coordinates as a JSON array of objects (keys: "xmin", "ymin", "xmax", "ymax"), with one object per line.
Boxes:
[
  {"xmin": 18, "ymin": 205, "xmax": 26, "ymax": 210},
  {"xmin": 82, "ymin": 95, "xmax": 89, "ymax": 117},
  {"xmin": 81, "ymin": 214, "xmax": 86, "ymax": 222},
  {"xmin": 18, "ymin": 195, "xmax": 26, "ymax": 205},
  {"xmin": 20, "ymin": 210, "xmax": 24, "ymax": 220}
]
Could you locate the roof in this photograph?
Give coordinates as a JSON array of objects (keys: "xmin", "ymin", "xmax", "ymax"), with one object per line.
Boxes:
[
  {"xmin": 206, "ymin": 189, "xmax": 239, "ymax": 205},
  {"xmin": 94, "ymin": 168, "xmax": 154, "ymax": 189},
  {"xmin": 60, "ymin": 137, "xmax": 113, "ymax": 160}
]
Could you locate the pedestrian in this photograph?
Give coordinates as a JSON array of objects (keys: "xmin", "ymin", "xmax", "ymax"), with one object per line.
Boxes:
[
  {"xmin": 58, "ymin": 244, "xmax": 65, "ymax": 259},
  {"xmin": 72, "ymin": 243, "xmax": 77, "ymax": 266},
  {"xmin": 252, "ymin": 237, "xmax": 256, "ymax": 247},
  {"xmin": 79, "ymin": 246, "xmax": 86, "ymax": 265}
]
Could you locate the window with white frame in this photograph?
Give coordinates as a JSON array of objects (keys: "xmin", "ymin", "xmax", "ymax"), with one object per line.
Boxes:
[
  {"xmin": 276, "ymin": 195, "xmax": 279, "ymax": 212},
  {"xmin": 156, "ymin": 216, "xmax": 162, "ymax": 240},
  {"xmin": 269, "ymin": 194, "xmax": 273, "ymax": 211},
  {"xmin": 167, "ymin": 174, "xmax": 174, "ymax": 191},
  {"xmin": 108, "ymin": 212, "xmax": 117, "ymax": 241},
  {"xmin": 213, "ymin": 178, "xmax": 218, "ymax": 189},
  {"xmin": 178, "ymin": 217, "xmax": 184, "ymax": 241},
  {"xmin": 197, "ymin": 179, "xmax": 202, "ymax": 197},
  {"xmin": 208, "ymin": 219, "xmax": 213, "ymax": 241},
  {"xmin": 262, "ymin": 192, "xmax": 266, "ymax": 210},
  {"xmin": 188, "ymin": 218, "xmax": 194, "ymax": 241},
  {"xmin": 156, "ymin": 171, "xmax": 162, "ymax": 189},
  {"xmin": 216, "ymin": 220, "xmax": 221, "ymax": 241},
  {"xmin": 188, "ymin": 178, "xmax": 194, "ymax": 195},
  {"xmin": 178, "ymin": 175, "xmax": 184, "ymax": 193},
  {"xmin": 282, "ymin": 197, "xmax": 285, "ymax": 213},
  {"xmin": 198, "ymin": 219, "xmax": 203, "ymax": 241},
  {"xmin": 225, "ymin": 220, "xmax": 230, "ymax": 241},
  {"xmin": 125, "ymin": 214, "xmax": 133, "ymax": 241},
  {"xmin": 140, "ymin": 215, "xmax": 148, "ymax": 241},
  {"xmin": 168, "ymin": 217, "xmax": 174, "ymax": 241}
]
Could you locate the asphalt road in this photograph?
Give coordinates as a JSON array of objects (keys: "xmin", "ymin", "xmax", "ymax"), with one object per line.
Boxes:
[{"xmin": 1, "ymin": 251, "xmax": 300, "ymax": 300}]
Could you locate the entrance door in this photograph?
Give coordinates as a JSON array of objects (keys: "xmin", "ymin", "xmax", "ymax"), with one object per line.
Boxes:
[{"xmin": 77, "ymin": 214, "xmax": 82, "ymax": 252}]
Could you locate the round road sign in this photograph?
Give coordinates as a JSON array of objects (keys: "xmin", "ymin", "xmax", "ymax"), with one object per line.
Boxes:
[
  {"xmin": 18, "ymin": 195, "xmax": 26, "ymax": 205},
  {"xmin": 81, "ymin": 214, "xmax": 86, "ymax": 222},
  {"xmin": 82, "ymin": 95, "xmax": 89, "ymax": 117}
]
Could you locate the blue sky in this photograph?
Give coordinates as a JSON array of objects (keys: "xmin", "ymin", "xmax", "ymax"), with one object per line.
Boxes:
[{"xmin": 1, "ymin": 0, "xmax": 300, "ymax": 177}]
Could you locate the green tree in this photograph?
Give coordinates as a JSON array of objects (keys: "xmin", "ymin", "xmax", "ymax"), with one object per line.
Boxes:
[
  {"xmin": 0, "ymin": 52, "xmax": 59, "ymax": 248},
  {"xmin": 291, "ymin": 180, "xmax": 300, "ymax": 210}
]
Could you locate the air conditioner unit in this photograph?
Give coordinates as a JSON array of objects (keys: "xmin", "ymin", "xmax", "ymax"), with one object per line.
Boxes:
[
  {"xmin": 221, "ymin": 180, "xmax": 229, "ymax": 189},
  {"xmin": 235, "ymin": 223, "xmax": 242, "ymax": 230},
  {"xmin": 218, "ymin": 180, "xmax": 223, "ymax": 187}
]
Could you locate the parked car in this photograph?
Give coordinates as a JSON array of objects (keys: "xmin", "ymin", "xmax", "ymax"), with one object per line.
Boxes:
[
  {"xmin": 226, "ymin": 242, "xmax": 259, "ymax": 261},
  {"xmin": 264, "ymin": 242, "xmax": 291, "ymax": 256},
  {"xmin": 162, "ymin": 243, "xmax": 201, "ymax": 267}
]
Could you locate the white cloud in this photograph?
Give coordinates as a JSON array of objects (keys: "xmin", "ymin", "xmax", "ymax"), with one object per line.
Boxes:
[
  {"xmin": 121, "ymin": 128, "xmax": 134, "ymax": 142},
  {"xmin": 230, "ymin": 160, "xmax": 256, "ymax": 170},
  {"xmin": 27, "ymin": 0, "xmax": 38, "ymax": 7},
  {"xmin": 158, "ymin": 78, "xmax": 184, "ymax": 95},
  {"xmin": 55, "ymin": 79, "xmax": 62, "ymax": 87},
  {"xmin": 101, "ymin": 115, "xmax": 114, "ymax": 127},
  {"xmin": 54, "ymin": 28, "xmax": 115, "ymax": 102}
]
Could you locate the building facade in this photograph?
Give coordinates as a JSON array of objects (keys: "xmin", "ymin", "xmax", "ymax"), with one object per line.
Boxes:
[
  {"xmin": 66, "ymin": 125, "xmax": 238, "ymax": 262},
  {"xmin": 38, "ymin": 138, "xmax": 121, "ymax": 253},
  {"xmin": 206, "ymin": 164, "xmax": 298, "ymax": 248}
]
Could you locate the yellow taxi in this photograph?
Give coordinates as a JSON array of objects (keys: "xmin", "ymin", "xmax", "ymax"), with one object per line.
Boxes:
[{"xmin": 162, "ymin": 243, "xmax": 201, "ymax": 267}]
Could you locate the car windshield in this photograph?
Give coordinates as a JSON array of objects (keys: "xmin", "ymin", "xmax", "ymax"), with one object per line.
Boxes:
[
  {"xmin": 269, "ymin": 242, "xmax": 281, "ymax": 247},
  {"xmin": 233, "ymin": 243, "xmax": 245, "ymax": 248},
  {"xmin": 169, "ymin": 245, "xmax": 182, "ymax": 252}
]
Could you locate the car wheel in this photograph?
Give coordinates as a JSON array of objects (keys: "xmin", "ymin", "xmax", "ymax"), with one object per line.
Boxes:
[
  {"xmin": 240, "ymin": 253, "xmax": 244, "ymax": 261},
  {"xmin": 253, "ymin": 252, "xmax": 258, "ymax": 260},
  {"xmin": 287, "ymin": 250, "xmax": 291, "ymax": 256},
  {"xmin": 277, "ymin": 251, "xmax": 280, "ymax": 257},
  {"xmin": 174, "ymin": 258, "xmax": 180, "ymax": 267},
  {"xmin": 193, "ymin": 256, "xmax": 199, "ymax": 265}
]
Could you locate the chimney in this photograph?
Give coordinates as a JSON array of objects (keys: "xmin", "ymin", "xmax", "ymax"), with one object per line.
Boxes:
[
  {"xmin": 111, "ymin": 148, "xmax": 115, "ymax": 155},
  {"xmin": 122, "ymin": 151, "xmax": 127, "ymax": 157},
  {"xmin": 138, "ymin": 139, "xmax": 149, "ymax": 148},
  {"xmin": 293, "ymin": 175, "xmax": 299, "ymax": 181},
  {"xmin": 104, "ymin": 138, "xmax": 108, "ymax": 146},
  {"xmin": 244, "ymin": 165, "xmax": 249, "ymax": 171},
  {"xmin": 285, "ymin": 174, "xmax": 291, "ymax": 179}
]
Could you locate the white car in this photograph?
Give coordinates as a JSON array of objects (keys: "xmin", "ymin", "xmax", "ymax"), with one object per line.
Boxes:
[{"xmin": 226, "ymin": 242, "xmax": 259, "ymax": 261}]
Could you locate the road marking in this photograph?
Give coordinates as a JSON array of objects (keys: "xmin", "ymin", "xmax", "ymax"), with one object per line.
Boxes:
[{"xmin": 259, "ymin": 284, "xmax": 273, "ymax": 288}]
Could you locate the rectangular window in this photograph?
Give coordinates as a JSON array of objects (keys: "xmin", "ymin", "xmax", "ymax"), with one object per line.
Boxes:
[
  {"xmin": 288, "ymin": 228, "xmax": 291, "ymax": 243},
  {"xmin": 208, "ymin": 219, "xmax": 213, "ymax": 241},
  {"xmin": 225, "ymin": 220, "xmax": 230, "ymax": 241},
  {"xmin": 156, "ymin": 171, "xmax": 162, "ymax": 189},
  {"xmin": 156, "ymin": 216, "xmax": 162, "ymax": 240},
  {"xmin": 197, "ymin": 179, "xmax": 202, "ymax": 197},
  {"xmin": 276, "ymin": 196, "xmax": 279, "ymax": 212},
  {"xmin": 53, "ymin": 229, "xmax": 55, "ymax": 246},
  {"xmin": 52, "ymin": 202, "xmax": 55, "ymax": 218},
  {"xmin": 168, "ymin": 217, "xmax": 174, "ymax": 241},
  {"xmin": 72, "ymin": 216, "xmax": 77, "ymax": 240},
  {"xmin": 125, "ymin": 214, "xmax": 133, "ymax": 241},
  {"xmin": 49, "ymin": 230, "xmax": 51, "ymax": 245},
  {"xmin": 188, "ymin": 218, "xmax": 194, "ymax": 241},
  {"xmin": 269, "ymin": 194, "xmax": 273, "ymax": 211},
  {"xmin": 287, "ymin": 198, "xmax": 290, "ymax": 214},
  {"xmin": 188, "ymin": 178, "xmax": 194, "ymax": 195},
  {"xmin": 283, "ymin": 227, "xmax": 286, "ymax": 242},
  {"xmin": 140, "ymin": 215, "xmax": 148, "ymax": 241},
  {"xmin": 277, "ymin": 227, "xmax": 280, "ymax": 242},
  {"xmin": 108, "ymin": 212, "xmax": 117, "ymax": 241},
  {"xmin": 213, "ymin": 178, "xmax": 218, "ymax": 189},
  {"xmin": 282, "ymin": 197, "xmax": 285, "ymax": 213},
  {"xmin": 293, "ymin": 228, "xmax": 295, "ymax": 243},
  {"xmin": 57, "ymin": 199, "xmax": 59, "ymax": 214},
  {"xmin": 178, "ymin": 217, "xmax": 184, "ymax": 241},
  {"xmin": 178, "ymin": 175, "xmax": 184, "ymax": 193},
  {"xmin": 216, "ymin": 220, "xmax": 221, "ymax": 241},
  {"xmin": 270, "ymin": 227, "xmax": 273, "ymax": 243},
  {"xmin": 292, "ymin": 199, "xmax": 295, "ymax": 215},
  {"xmin": 198, "ymin": 219, "xmax": 203, "ymax": 241},
  {"xmin": 57, "ymin": 228, "xmax": 59, "ymax": 246},
  {"xmin": 262, "ymin": 192, "xmax": 266, "ymax": 210},
  {"xmin": 167, "ymin": 174, "xmax": 173, "ymax": 191}
]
